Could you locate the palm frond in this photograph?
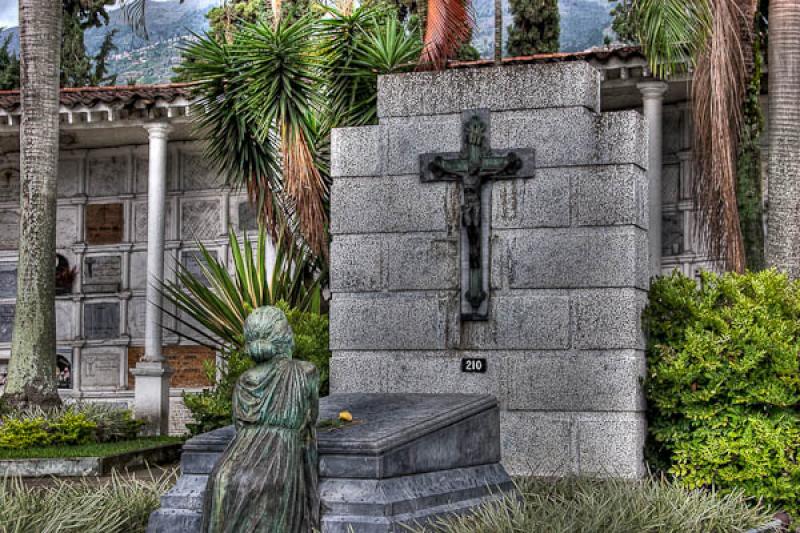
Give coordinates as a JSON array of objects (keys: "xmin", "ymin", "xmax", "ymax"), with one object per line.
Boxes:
[
  {"xmin": 634, "ymin": 0, "xmax": 712, "ymax": 78},
  {"xmin": 419, "ymin": 0, "xmax": 473, "ymax": 70},
  {"xmin": 691, "ymin": 0, "xmax": 757, "ymax": 272},
  {"xmin": 634, "ymin": 0, "xmax": 757, "ymax": 271}
]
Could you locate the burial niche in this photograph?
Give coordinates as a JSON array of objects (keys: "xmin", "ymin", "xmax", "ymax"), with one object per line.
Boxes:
[{"xmin": 86, "ymin": 203, "xmax": 124, "ymax": 245}]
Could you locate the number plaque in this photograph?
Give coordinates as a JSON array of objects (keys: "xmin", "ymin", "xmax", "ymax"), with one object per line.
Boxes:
[{"xmin": 461, "ymin": 358, "xmax": 487, "ymax": 373}]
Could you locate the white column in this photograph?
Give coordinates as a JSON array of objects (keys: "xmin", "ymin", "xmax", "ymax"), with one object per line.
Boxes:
[
  {"xmin": 132, "ymin": 121, "xmax": 174, "ymax": 436},
  {"xmin": 638, "ymin": 81, "xmax": 669, "ymax": 278}
]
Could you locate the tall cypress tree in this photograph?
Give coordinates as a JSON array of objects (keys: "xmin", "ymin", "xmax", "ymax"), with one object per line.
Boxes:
[
  {"xmin": 507, "ymin": 0, "xmax": 560, "ymax": 57},
  {"xmin": 0, "ymin": 0, "xmax": 116, "ymax": 89}
]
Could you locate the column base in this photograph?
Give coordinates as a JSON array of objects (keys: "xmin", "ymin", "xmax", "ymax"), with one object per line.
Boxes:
[{"xmin": 132, "ymin": 361, "xmax": 174, "ymax": 436}]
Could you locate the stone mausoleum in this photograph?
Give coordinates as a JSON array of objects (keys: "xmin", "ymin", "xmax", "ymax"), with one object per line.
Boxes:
[{"xmin": 0, "ymin": 47, "xmax": 767, "ymax": 441}]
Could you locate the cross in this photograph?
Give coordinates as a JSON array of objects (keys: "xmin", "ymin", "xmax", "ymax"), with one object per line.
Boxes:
[{"xmin": 420, "ymin": 111, "xmax": 534, "ymax": 320}]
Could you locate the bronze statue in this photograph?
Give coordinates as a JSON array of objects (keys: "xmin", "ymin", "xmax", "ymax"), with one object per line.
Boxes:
[{"xmin": 205, "ymin": 306, "xmax": 320, "ymax": 533}]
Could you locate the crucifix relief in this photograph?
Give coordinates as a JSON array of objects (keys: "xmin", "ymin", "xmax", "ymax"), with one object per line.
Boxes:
[{"xmin": 420, "ymin": 110, "xmax": 534, "ymax": 320}]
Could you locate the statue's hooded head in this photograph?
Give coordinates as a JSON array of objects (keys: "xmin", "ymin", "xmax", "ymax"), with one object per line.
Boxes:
[{"xmin": 243, "ymin": 306, "xmax": 295, "ymax": 363}]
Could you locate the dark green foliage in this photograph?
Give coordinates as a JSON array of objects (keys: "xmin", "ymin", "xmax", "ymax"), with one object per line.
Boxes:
[
  {"xmin": 0, "ymin": 404, "xmax": 143, "ymax": 449},
  {"xmin": 183, "ymin": 304, "xmax": 330, "ymax": 436},
  {"xmin": 609, "ymin": 0, "xmax": 639, "ymax": 44},
  {"xmin": 507, "ymin": 0, "xmax": 559, "ymax": 57},
  {"xmin": 736, "ymin": 12, "xmax": 766, "ymax": 272},
  {"xmin": 183, "ymin": 350, "xmax": 254, "ymax": 435},
  {"xmin": 0, "ymin": 33, "xmax": 20, "ymax": 90},
  {"xmin": 644, "ymin": 270, "xmax": 800, "ymax": 514}
]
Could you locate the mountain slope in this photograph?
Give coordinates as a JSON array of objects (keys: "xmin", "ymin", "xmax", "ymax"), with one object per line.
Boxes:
[{"xmin": 1, "ymin": 0, "xmax": 614, "ymax": 85}]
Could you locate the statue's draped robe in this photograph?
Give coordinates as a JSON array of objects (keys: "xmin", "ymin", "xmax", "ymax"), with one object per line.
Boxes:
[{"xmin": 205, "ymin": 357, "xmax": 320, "ymax": 533}]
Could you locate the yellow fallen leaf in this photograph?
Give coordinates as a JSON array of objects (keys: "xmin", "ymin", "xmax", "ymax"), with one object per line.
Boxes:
[{"xmin": 338, "ymin": 410, "xmax": 353, "ymax": 422}]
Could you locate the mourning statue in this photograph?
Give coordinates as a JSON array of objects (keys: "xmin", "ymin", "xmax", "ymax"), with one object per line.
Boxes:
[{"xmin": 204, "ymin": 306, "xmax": 320, "ymax": 532}]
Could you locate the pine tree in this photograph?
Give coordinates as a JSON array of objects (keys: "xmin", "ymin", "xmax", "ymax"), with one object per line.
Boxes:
[{"xmin": 507, "ymin": 0, "xmax": 560, "ymax": 57}]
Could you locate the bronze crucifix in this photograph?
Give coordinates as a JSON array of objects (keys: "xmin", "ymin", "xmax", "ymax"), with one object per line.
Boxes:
[{"xmin": 420, "ymin": 111, "xmax": 534, "ymax": 319}]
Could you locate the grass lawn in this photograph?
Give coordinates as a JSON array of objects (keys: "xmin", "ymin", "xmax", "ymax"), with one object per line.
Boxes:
[{"xmin": 0, "ymin": 436, "xmax": 184, "ymax": 460}]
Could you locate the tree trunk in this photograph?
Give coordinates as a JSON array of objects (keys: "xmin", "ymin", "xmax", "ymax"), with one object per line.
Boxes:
[
  {"xmin": 3, "ymin": 0, "xmax": 62, "ymax": 408},
  {"xmin": 766, "ymin": 0, "xmax": 800, "ymax": 278},
  {"xmin": 494, "ymin": 0, "xmax": 502, "ymax": 63}
]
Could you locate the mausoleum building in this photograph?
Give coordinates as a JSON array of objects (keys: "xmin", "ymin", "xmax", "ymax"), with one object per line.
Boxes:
[{"xmin": 0, "ymin": 84, "xmax": 262, "ymax": 434}]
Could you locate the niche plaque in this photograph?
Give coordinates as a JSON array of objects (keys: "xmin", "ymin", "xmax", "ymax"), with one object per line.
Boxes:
[
  {"xmin": 83, "ymin": 256, "xmax": 121, "ymax": 293},
  {"xmin": 86, "ymin": 203, "xmax": 124, "ymax": 245}
]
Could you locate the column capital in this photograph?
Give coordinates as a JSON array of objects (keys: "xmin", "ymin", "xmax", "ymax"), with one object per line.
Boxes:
[
  {"xmin": 637, "ymin": 80, "xmax": 669, "ymax": 100},
  {"xmin": 143, "ymin": 121, "xmax": 173, "ymax": 138}
]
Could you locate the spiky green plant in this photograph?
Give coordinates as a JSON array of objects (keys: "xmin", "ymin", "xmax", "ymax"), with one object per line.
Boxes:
[
  {"xmin": 0, "ymin": 469, "xmax": 176, "ymax": 533},
  {"xmin": 412, "ymin": 476, "xmax": 773, "ymax": 533},
  {"xmin": 160, "ymin": 225, "xmax": 322, "ymax": 351}
]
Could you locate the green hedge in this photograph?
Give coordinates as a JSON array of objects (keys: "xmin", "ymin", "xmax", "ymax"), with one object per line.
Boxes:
[
  {"xmin": 644, "ymin": 270, "xmax": 800, "ymax": 514},
  {"xmin": 0, "ymin": 404, "xmax": 143, "ymax": 449},
  {"xmin": 184, "ymin": 302, "xmax": 330, "ymax": 435}
]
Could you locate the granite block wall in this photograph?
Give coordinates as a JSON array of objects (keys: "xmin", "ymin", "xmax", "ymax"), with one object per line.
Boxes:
[{"xmin": 329, "ymin": 61, "xmax": 649, "ymax": 477}]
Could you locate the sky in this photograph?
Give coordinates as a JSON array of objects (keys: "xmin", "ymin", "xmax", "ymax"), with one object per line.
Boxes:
[{"xmin": 0, "ymin": 2, "xmax": 16, "ymax": 29}]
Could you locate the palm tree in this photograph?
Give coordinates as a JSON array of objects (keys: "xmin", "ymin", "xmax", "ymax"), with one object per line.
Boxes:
[
  {"xmin": 633, "ymin": 0, "xmax": 758, "ymax": 273},
  {"xmin": 765, "ymin": 0, "xmax": 800, "ymax": 279},
  {"xmin": 418, "ymin": 0, "xmax": 472, "ymax": 69},
  {"xmin": 3, "ymin": 0, "xmax": 63, "ymax": 408}
]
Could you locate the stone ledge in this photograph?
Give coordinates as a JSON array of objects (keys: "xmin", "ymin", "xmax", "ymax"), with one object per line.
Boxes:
[
  {"xmin": 377, "ymin": 62, "xmax": 600, "ymax": 118},
  {"xmin": 0, "ymin": 442, "xmax": 182, "ymax": 477}
]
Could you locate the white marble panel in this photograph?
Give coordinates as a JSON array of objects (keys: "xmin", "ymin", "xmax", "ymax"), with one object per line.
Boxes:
[
  {"xmin": 56, "ymin": 205, "xmax": 79, "ymax": 248},
  {"xmin": 58, "ymin": 159, "xmax": 80, "ymax": 198},
  {"xmin": 0, "ymin": 210, "xmax": 19, "ymax": 250},
  {"xmin": 0, "ymin": 168, "xmax": 20, "ymax": 203},
  {"xmin": 181, "ymin": 151, "xmax": 220, "ymax": 191},
  {"xmin": 181, "ymin": 198, "xmax": 220, "ymax": 240},
  {"xmin": 88, "ymin": 156, "xmax": 126, "ymax": 197},
  {"xmin": 55, "ymin": 300, "xmax": 74, "ymax": 341}
]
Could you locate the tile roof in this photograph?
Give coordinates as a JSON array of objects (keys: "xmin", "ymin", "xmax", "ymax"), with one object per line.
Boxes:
[
  {"xmin": 0, "ymin": 83, "xmax": 194, "ymax": 112},
  {"xmin": 446, "ymin": 45, "xmax": 646, "ymax": 69}
]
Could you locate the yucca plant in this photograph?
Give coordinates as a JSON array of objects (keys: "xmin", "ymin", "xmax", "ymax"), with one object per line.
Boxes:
[
  {"xmin": 180, "ymin": 6, "xmax": 423, "ymax": 259},
  {"xmin": 160, "ymin": 225, "xmax": 322, "ymax": 351}
]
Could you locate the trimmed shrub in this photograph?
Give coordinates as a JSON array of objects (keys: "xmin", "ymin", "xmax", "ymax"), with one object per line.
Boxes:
[
  {"xmin": 644, "ymin": 270, "xmax": 800, "ymax": 514},
  {"xmin": 0, "ymin": 404, "xmax": 142, "ymax": 449}
]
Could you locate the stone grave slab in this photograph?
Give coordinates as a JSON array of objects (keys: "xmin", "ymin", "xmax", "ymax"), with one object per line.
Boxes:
[
  {"xmin": 0, "ymin": 303, "xmax": 14, "ymax": 342},
  {"xmin": 83, "ymin": 256, "xmax": 121, "ymax": 293},
  {"xmin": 0, "ymin": 263, "xmax": 17, "ymax": 299},
  {"xmin": 80, "ymin": 351, "xmax": 120, "ymax": 389},
  {"xmin": 84, "ymin": 302, "xmax": 119, "ymax": 339},
  {"xmin": 147, "ymin": 393, "xmax": 515, "ymax": 533}
]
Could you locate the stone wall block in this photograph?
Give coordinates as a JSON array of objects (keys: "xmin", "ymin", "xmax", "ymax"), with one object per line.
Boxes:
[
  {"xmin": 387, "ymin": 234, "xmax": 459, "ymax": 291},
  {"xmin": 331, "ymin": 176, "xmax": 458, "ymax": 235},
  {"xmin": 503, "ymin": 351, "xmax": 646, "ymax": 412},
  {"xmin": 331, "ymin": 126, "xmax": 387, "ymax": 178},
  {"xmin": 572, "ymin": 165, "xmax": 648, "ymax": 228},
  {"xmin": 576, "ymin": 413, "xmax": 646, "ymax": 478},
  {"xmin": 330, "ymin": 292, "xmax": 458, "ymax": 350},
  {"xmin": 490, "ymin": 172, "xmax": 571, "ymax": 229},
  {"xmin": 491, "ymin": 109, "xmax": 596, "ymax": 168},
  {"xmin": 492, "ymin": 227, "xmax": 649, "ymax": 290},
  {"xmin": 330, "ymin": 235, "xmax": 385, "ymax": 293},
  {"xmin": 573, "ymin": 289, "xmax": 647, "ymax": 350},
  {"xmin": 500, "ymin": 411, "xmax": 576, "ymax": 476},
  {"xmin": 461, "ymin": 292, "xmax": 570, "ymax": 350},
  {"xmin": 385, "ymin": 114, "xmax": 462, "ymax": 175},
  {"xmin": 331, "ymin": 351, "xmax": 502, "ymax": 398},
  {"xmin": 595, "ymin": 111, "xmax": 648, "ymax": 169},
  {"xmin": 377, "ymin": 62, "xmax": 600, "ymax": 118}
]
